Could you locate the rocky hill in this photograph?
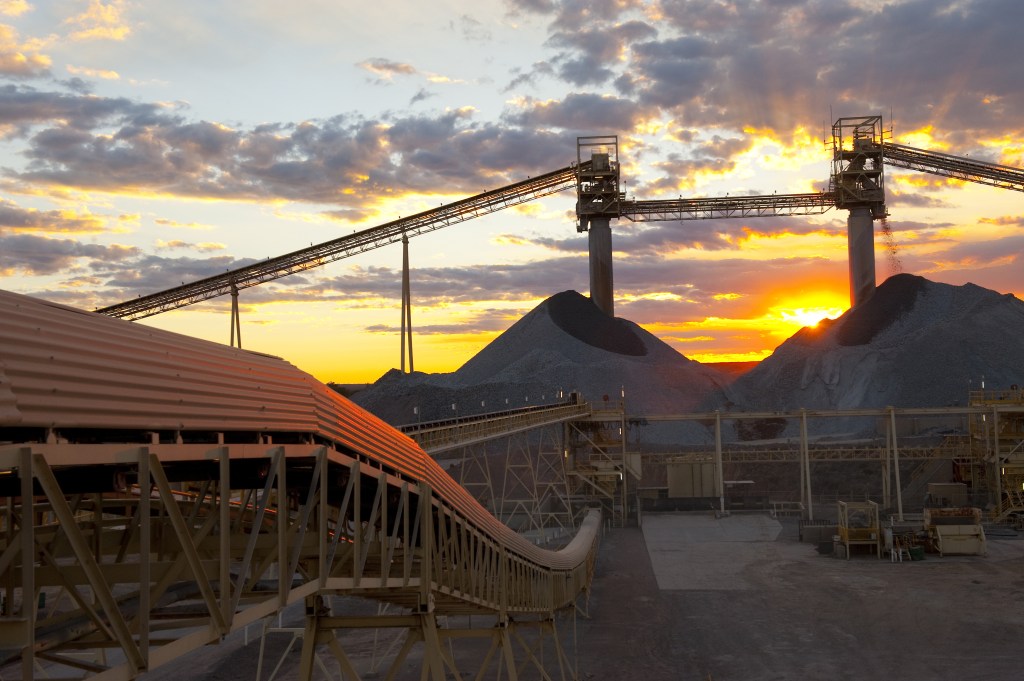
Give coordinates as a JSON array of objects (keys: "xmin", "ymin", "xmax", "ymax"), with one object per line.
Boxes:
[
  {"xmin": 354, "ymin": 276, "xmax": 1024, "ymax": 444},
  {"xmin": 712, "ymin": 274, "xmax": 1024, "ymax": 438},
  {"xmin": 353, "ymin": 290, "xmax": 729, "ymax": 441}
]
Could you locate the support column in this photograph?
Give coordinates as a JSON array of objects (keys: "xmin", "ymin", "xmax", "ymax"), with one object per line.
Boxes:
[
  {"xmin": 588, "ymin": 218, "xmax": 614, "ymax": 316},
  {"xmin": 714, "ymin": 412, "xmax": 724, "ymax": 515},
  {"xmin": 882, "ymin": 434, "xmax": 891, "ymax": 511},
  {"xmin": 19, "ymin": 449, "xmax": 35, "ymax": 681},
  {"xmin": 401, "ymin": 234, "xmax": 414, "ymax": 373},
  {"xmin": 229, "ymin": 281, "xmax": 242, "ymax": 348},
  {"xmin": 993, "ymin": 407, "xmax": 1002, "ymax": 515},
  {"xmin": 890, "ymin": 407, "xmax": 904, "ymax": 521},
  {"xmin": 801, "ymin": 410, "xmax": 813, "ymax": 521},
  {"xmin": 847, "ymin": 206, "xmax": 876, "ymax": 307}
]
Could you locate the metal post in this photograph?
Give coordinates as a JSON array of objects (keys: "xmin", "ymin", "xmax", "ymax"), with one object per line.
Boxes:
[
  {"xmin": 621, "ymin": 410, "xmax": 628, "ymax": 524},
  {"xmin": 799, "ymin": 430, "xmax": 806, "ymax": 512},
  {"xmin": 882, "ymin": 432, "xmax": 891, "ymax": 510},
  {"xmin": 890, "ymin": 407, "xmax": 904, "ymax": 521},
  {"xmin": 401, "ymin": 234, "xmax": 414, "ymax": 373},
  {"xmin": 19, "ymin": 448, "xmax": 35, "ymax": 681},
  {"xmin": 993, "ymin": 406, "xmax": 1002, "ymax": 516},
  {"xmin": 714, "ymin": 412, "xmax": 724, "ymax": 514},
  {"xmin": 218, "ymin": 449, "xmax": 231, "ymax": 626},
  {"xmin": 229, "ymin": 281, "xmax": 242, "ymax": 348},
  {"xmin": 139, "ymin": 448, "xmax": 151, "ymax": 667},
  {"xmin": 801, "ymin": 410, "xmax": 813, "ymax": 521}
]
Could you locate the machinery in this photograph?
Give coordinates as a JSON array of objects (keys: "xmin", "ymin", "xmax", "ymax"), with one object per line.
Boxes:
[
  {"xmin": 836, "ymin": 500, "xmax": 882, "ymax": 559},
  {"xmin": 924, "ymin": 507, "xmax": 987, "ymax": 556}
]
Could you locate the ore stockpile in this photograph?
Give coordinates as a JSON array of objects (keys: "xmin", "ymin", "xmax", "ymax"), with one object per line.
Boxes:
[{"xmin": 355, "ymin": 275, "xmax": 1024, "ymax": 444}]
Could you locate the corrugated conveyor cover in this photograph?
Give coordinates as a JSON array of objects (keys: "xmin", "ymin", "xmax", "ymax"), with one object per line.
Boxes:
[
  {"xmin": 0, "ymin": 290, "xmax": 424, "ymax": 475},
  {"xmin": 0, "ymin": 289, "xmax": 600, "ymax": 604}
]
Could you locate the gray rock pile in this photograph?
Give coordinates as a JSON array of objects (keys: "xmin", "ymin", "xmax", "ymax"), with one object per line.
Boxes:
[
  {"xmin": 354, "ymin": 276, "xmax": 1024, "ymax": 444},
  {"xmin": 353, "ymin": 290, "xmax": 729, "ymax": 437},
  {"xmin": 717, "ymin": 274, "xmax": 1024, "ymax": 434}
]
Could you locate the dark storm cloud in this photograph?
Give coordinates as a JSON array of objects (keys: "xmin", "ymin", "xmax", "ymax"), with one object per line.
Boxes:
[
  {"xmin": 505, "ymin": 93, "xmax": 647, "ymax": 132},
  {"xmin": 0, "ymin": 198, "xmax": 106, "ymax": 232},
  {"xmin": 95, "ymin": 253, "xmax": 261, "ymax": 297},
  {"xmin": 932, "ymin": 233, "xmax": 1024, "ymax": 266},
  {"xmin": 885, "ymin": 189, "xmax": 951, "ymax": 209},
  {"xmin": 368, "ymin": 308, "xmax": 517, "ymax": 335},
  {"xmin": 0, "ymin": 233, "xmax": 138, "ymax": 276},
  {"xmin": 546, "ymin": 20, "xmax": 657, "ymax": 86},
  {"xmin": 638, "ymin": 136, "xmax": 756, "ymax": 194},
  {"xmin": 309, "ymin": 257, "xmax": 591, "ymax": 305},
  {"xmin": 906, "ymin": 233, "xmax": 1024, "ymax": 294},
  {"xmin": 624, "ymin": 35, "xmax": 719, "ymax": 110},
  {"xmin": 514, "ymin": 0, "xmax": 1024, "ymax": 147},
  {"xmin": 244, "ymin": 220, "xmax": 849, "ymax": 323},
  {"xmin": 0, "ymin": 84, "xmax": 172, "ymax": 138},
  {"xmin": 3, "ymin": 90, "xmax": 579, "ymax": 208},
  {"xmin": 521, "ymin": 215, "xmax": 842, "ymax": 256}
]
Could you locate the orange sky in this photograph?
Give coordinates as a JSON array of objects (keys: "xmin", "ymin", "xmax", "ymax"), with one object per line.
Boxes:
[{"xmin": 1, "ymin": 1, "xmax": 1022, "ymax": 384}]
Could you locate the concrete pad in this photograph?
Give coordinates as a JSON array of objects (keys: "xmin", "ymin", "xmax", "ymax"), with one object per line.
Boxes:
[
  {"xmin": 578, "ymin": 515, "xmax": 1024, "ymax": 681},
  {"xmin": 642, "ymin": 512, "xmax": 785, "ymax": 590}
]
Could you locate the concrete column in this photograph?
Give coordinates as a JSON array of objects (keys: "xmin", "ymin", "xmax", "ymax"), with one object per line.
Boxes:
[
  {"xmin": 847, "ymin": 206, "xmax": 876, "ymax": 307},
  {"xmin": 588, "ymin": 217, "xmax": 614, "ymax": 316}
]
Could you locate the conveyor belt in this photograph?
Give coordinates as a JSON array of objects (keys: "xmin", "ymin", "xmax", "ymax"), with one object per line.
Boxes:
[
  {"xmin": 97, "ymin": 163, "xmax": 587, "ymax": 320},
  {"xmin": 0, "ymin": 289, "xmax": 601, "ymax": 680}
]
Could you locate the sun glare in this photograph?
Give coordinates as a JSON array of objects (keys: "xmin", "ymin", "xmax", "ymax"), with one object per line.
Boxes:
[{"xmin": 780, "ymin": 307, "xmax": 842, "ymax": 329}]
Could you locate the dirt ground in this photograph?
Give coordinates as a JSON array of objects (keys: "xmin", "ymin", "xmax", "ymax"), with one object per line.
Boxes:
[{"xmin": 78, "ymin": 514, "xmax": 1024, "ymax": 681}]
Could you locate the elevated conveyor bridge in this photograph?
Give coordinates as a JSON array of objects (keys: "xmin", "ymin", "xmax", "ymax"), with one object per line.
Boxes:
[
  {"xmin": 0, "ymin": 290, "xmax": 602, "ymax": 681},
  {"xmin": 881, "ymin": 141, "xmax": 1024, "ymax": 193},
  {"xmin": 97, "ymin": 163, "xmax": 587, "ymax": 322},
  {"xmin": 401, "ymin": 400, "xmax": 591, "ymax": 455}
]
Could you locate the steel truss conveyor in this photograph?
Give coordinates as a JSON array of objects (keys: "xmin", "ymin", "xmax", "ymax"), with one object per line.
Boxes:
[
  {"xmin": 881, "ymin": 141, "xmax": 1024, "ymax": 193},
  {"xmin": 0, "ymin": 289, "xmax": 601, "ymax": 681},
  {"xmin": 619, "ymin": 191, "xmax": 836, "ymax": 222},
  {"xmin": 98, "ymin": 162, "xmax": 588, "ymax": 320},
  {"xmin": 402, "ymin": 400, "xmax": 590, "ymax": 455}
]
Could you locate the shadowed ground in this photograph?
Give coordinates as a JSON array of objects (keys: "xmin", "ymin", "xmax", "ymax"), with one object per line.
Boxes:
[{"xmin": 136, "ymin": 513, "xmax": 1024, "ymax": 681}]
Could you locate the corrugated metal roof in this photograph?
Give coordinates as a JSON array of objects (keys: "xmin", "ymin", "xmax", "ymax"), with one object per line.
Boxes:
[
  {"xmin": 0, "ymin": 289, "xmax": 424, "ymax": 475},
  {"xmin": 0, "ymin": 289, "xmax": 598, "ymax": 578}
]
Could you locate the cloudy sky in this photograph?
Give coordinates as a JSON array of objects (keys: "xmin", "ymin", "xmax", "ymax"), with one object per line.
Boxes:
[{"xmin": 2, "ymin": 0, "xmax": 1022, "ymax": 383}]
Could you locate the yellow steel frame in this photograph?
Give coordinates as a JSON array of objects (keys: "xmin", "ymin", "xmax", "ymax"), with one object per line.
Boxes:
[{"xmin": 0, "ymin": 443, "xmax": 600, "ymax": 680}]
